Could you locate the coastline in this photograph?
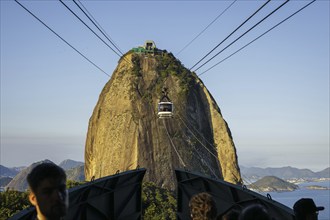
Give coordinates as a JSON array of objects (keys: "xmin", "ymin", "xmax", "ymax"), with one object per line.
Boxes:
[{"xmin": 270, "ymin": 180, "xmax": 330, "ymax": 220}]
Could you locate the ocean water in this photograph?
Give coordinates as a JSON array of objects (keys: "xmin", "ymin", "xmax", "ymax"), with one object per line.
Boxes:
[{"xmin": 268, "ymin": 181, "xmax": 330, "ymax": 220}]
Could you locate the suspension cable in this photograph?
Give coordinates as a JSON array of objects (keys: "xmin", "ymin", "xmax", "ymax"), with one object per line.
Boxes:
[
  {"xmin": 178, "ymin": 109, "xmax": 278, "ymax": 193},
  {"xmin": 241, "ymin": 173, "xmax": 265, "ymax": 194},
  {"xmin": 76, "ymin": 0, "xmax": 123, "ymax": 51},
  {"xmin": 178, "ymin": 119, "xmax": 221, "ymax": 179},
  {"xmin": 178, "ymin": 114, "xmax": 219, "ymax": 161},
  {"xmin": 179, "ymin": 113, "xmax": 217, "ymax": 150},
  {"xmin": 176, "ymin": 0, "xmax": 238, "ymax": 56},
  {"xmin": 76, "ymin": 0, "xmax": 124, "ymax": 56},
  {"xmin": 73, "ymin": 0, "xmax": 132, "ymax": 65},
  {"xmin": 162, "ymin": 120, "xmax": 186, "ymax": 167},
  {"xmin": 190, "ymin": 0, "xmax": 271, "ymax": 71},
  {"xmin": 193, "ymin": 0, "xmax": 289, "ymax": 72},
  {"xmin": 59, "ymin": 0, "xmax": 124, "ymax": 59},
  {"xmin": 73, "ymin": 0, "xmax": 124, "ymax": 56},
  {"xmin": 14, "ymin": 0, "xmax": 111, "ymax": 78},
  {"xmin": 198, "ymin": 0, "xmax": 316, "ymax": 76}
]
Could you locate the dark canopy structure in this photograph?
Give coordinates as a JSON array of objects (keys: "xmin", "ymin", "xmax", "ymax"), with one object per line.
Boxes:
[
  {"xmin": 175, "ymin": 169, "xmax": 295, "ymax": 220},
  {"xmin": 9, "ymin": 168, "xmax": 146, "ymax": 220}
]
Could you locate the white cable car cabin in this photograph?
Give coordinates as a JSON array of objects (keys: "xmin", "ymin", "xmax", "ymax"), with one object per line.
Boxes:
[
  {"xmin": 158, "ymin": 88, "xmax": 174, "ymax": 118},
  {"xmin": 158, "ymin": 101, "xmax": 174, "ymax": 118}
]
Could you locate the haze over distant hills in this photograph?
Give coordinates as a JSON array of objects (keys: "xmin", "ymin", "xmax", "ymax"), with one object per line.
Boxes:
[
  {"xmin": 2, "ymin": 159, "xmax": 85, "ymax": 191},
  {"xmin": 0, "ymin": 165, "xmax": 19, "ymax": 177},
  {"xmin": 240, "ymin": 166, "xmax": 330, "ymax": 180},
  {"xmin": 5, "ymin": 160, "xmax": 53, "ymax": 191},
  {"xmin": 0, "ymin": 177, "xmax": 12, "ymax": 187},
  {"xmin": 1, "ymin": 160, "xmax": 329, "ymax": 191},
  {"xmin": 2, "ymin": 161, "xmax": 328, "ymax": 180},
  {"xmin": 59, "ymin": 159, "xmax": 84, "ymax": 170}
]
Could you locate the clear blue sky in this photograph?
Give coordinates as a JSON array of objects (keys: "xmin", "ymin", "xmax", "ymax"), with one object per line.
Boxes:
[{"xmin": 1, "ymin": 1, "xmax": 329, "ymax": 171}]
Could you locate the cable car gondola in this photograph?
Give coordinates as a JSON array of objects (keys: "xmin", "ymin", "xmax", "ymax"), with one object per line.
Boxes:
[{"xmin": 158, "ymin": 88, "xmax": 174, "ymax": 118}]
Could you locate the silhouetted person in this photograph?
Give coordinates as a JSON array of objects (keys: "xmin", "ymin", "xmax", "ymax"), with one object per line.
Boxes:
[
  {"xmin": 27, "ymin": 162, "xmax": 68, "ymax": 220},
  {"xmin": 293, "ymin": 198, "xmax": 324, "ymax": 220},
  {"xmin": 189, "ymin": 192, "xmax": 217, "ymax": 220},
  {"xmin": 239, "ymin": 204, "xmax": 270, "ymax": 220}
]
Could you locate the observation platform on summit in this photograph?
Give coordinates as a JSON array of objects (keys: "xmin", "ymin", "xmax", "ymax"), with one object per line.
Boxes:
[{"xmin": 131, "ymin": 40, "xmax": 164, "ymax": 55}]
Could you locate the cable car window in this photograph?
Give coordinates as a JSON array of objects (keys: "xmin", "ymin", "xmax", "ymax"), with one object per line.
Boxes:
[{"xmin": 159, "ymin": 103, "xmax": 172, "ymax": 112}]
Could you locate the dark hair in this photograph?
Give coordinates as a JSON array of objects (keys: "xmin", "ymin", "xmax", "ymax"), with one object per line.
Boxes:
[
  {"xmin": 239, "ymin": 204, "xmax": 270, "ymax": 220},
  {"xmin": 189, "ymin": 192, "xmax": 217, "ymax": 220},
  {"xmin": 27, "ymin": 162, "xmax": 66, "ymax": 192},
  {"xmin": 293, "ymin": 198, "xmax": 324, "ymax": 220}
]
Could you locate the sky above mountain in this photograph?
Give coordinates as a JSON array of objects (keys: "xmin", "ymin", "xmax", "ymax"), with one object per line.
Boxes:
[{"xmin": 1, "ymin": 1, "xmax": 329, "ymax": 171}]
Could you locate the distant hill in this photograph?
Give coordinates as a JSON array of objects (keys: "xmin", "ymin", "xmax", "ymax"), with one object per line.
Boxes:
[
  {"xmin": 3, "ymin": 159, "xmax": 328, "ymax": 192},
  {"xmin": 66, "ymin": 165, "xmax": 85, "ymax": 182},
  {"xmin": 0, "ymin": 176, "xmax": 13, "ymax": 187},
  {"xmin": 5, "ymin": 160, "xmax": 85, "ymax": 191},
  {"xmin": 248, "ymin": 176, "xmax": 299, "ymax": 192},
  {"xmin": 240, "ymin": 166, "xmax": 330, "ymax": 180},
  {"xmin": 59, "ymin": 159, "xmax": 84, "ymax": 170},
  {"xmin": 11, "ymin": 166, "xmax": 27, "ymax": 173},
  {"xmin": 316, "ymin": 167, "xmax": 330, "ymax": 178},
  {"xmin": 0, "ymin": 165, "xmax": 19, "ymax": 177},
  {"xmin": 6, "ymin": 160, "xmax": 54, "ymax": 191}
]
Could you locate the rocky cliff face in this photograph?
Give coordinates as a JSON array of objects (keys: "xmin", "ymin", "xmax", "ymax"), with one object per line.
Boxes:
[{"xmin": 85, "ymin": 50, "xmax": 241, "ymax": 190}]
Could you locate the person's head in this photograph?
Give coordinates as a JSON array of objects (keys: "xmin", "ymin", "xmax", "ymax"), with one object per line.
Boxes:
[
  {"xmin": 293, "ymin": 198, "xmax": 324, "ymax": 220},
  {"xmin": 189, "ymin": 192, "xmax": 217, "ymax": 220},
  {"xmin": 239, "ymin": 204, "xmax": 270, "ymax": 220},
  {"xmin": 27, "ymin": 162, "xmax": 68, "ymax": 220}
]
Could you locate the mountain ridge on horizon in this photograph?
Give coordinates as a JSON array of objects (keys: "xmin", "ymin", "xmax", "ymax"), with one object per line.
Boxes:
[
  {"xmin": 240, "ymin": 165, "xmax": 328, "ymax": 173},
  {"xmin": 1, "ymin": 159, "xmax": 329, "ymax": 191},
  {"xmin": 1, "ymin": 159, "xmax": 329, "ymax": 184},
  {"xmin": 2, "ymin": 162, "xmax": 328, "ymax": 172},
  {"xmin": 240, "ymin": 165, "xmax": 329, "ymax": 180},
  {"xmin": 1, "ymin": 159, "xmax": 329, "ymax": 177},
  {"xmin": 1, "ymin": 159, "xmax": 85, "ymax": 191}
]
